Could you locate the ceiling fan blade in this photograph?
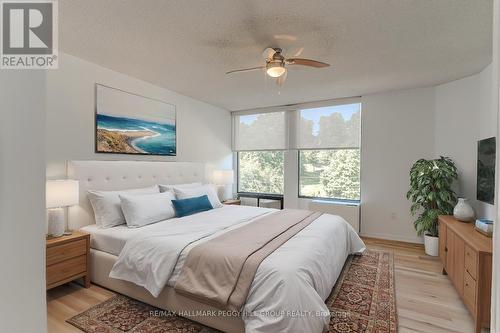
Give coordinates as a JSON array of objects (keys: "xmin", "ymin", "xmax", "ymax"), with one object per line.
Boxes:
[
  {"xmin": 286, "ymin": 58, "xmax": 330, "ymax": 68},
  {"xmin": 292, "ymin": 47, "xmax": 304, "ymax": 58},
  {"xmin": 226, "ymin": 66, "xmax": 265, "ymax": 75},
  {"xmin": 273, "ymin": 34, "xmax": 297, "ymax": 42}
]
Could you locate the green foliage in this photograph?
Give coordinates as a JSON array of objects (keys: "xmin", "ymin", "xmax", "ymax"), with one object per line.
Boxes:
[
  {"xmin": 300, "ymin": 150, "xmax": 360, "ymax": 200},
  {"xmin": 239, "ymin": 151, "xmax": 284, "ymax": 194},
  {"xmin": 239, "ymin": 149, "xmax": 361, "ymax": 200},
  {"xmin": 406, "ymin": 157, "xmax": 458, "ymax": 237}
]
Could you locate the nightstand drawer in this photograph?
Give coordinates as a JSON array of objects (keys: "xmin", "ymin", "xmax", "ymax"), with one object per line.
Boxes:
[
  {"xmin": 46, "ymin": 255, "xmax": 87, "ymax": 286},
  {"xmin": 47, "ymin": 238, "xmax": 87, "ymax": 265}
]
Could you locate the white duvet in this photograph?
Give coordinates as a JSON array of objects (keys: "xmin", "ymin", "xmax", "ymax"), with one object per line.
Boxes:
[{"xmin": 110, "ymin": 205, "xmax": 365, "ymax": 333}]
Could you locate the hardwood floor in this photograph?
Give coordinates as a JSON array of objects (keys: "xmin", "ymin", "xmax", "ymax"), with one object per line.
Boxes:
[
  {"xmin": 363, "ymin": 237, "xmax": 489, "ymax": 333},
  {"xmin": 46, "ymin": 237, "xmax": 489, "ymax": 333}
]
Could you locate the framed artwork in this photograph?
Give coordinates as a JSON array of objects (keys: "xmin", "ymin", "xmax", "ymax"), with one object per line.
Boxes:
[{"xmin": 95, "ymin": 84, "xmax": 176, "ymax": 156}]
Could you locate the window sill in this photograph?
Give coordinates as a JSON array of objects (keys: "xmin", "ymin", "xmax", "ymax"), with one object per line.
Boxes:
[{"xmin": 308, "ymin": 198, "xmax": 361, "ymax": 206}]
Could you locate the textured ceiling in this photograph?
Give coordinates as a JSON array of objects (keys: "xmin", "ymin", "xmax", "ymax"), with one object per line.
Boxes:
[{"xmin": 59, "ymin": 0, "xmax": 493, "ymax": 111}]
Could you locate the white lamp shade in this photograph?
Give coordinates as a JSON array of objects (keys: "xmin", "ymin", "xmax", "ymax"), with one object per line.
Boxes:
[
  {"xmin": 213, "ymin": 170, "xmax": 234, "ymax": 185},
  {"xmin": 46, "ymin": 180, "xmax": 79, "ymax": 208}
]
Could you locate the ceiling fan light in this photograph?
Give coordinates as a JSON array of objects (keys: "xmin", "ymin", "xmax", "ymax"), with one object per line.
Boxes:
[{"xmin": 266, "ymin": 63, "xmax": 286, "ymax": 78}]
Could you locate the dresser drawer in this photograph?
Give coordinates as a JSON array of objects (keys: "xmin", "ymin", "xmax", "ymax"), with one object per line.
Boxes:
[
  {"xmin": 47, "ymin": 239, "xmax": 87, "ymax": 265},
  {"xmin": 463, "ymin": 271, "xmax": 476, "ymax": 313},
  {"xmin": 46, "ymin": 255, "xmax": 87, "ymax": 286},
  {"xmin": 464, "ymin": 245, "xmax": 478, "ymax": 280}
]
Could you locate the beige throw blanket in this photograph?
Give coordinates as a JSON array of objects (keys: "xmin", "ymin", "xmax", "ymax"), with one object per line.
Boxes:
[{"xmin": 174, "ymin": 209, "xmax": 322, "ymax": 310}]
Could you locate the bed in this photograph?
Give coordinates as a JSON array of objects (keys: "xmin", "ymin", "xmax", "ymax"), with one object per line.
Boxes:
[{"xmin": 68, "ymin": 160, "xmax": 365, "ymax": 333}]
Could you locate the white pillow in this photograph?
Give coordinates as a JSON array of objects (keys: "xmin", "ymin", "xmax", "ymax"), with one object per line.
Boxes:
[
  {"xmin": 159, "ymin": 182, "xmax": 202, "ymax": 193},
  {"xmin": 87, "ymin": 185, "xmax": 159, "ymax": 228},
  {"xmin": 173, "ymin": 184, "xmax": 223, "ymax": 208},
  {"xmin": 120, "ymin": 191, "xmax": 176, "ymax": 228}
]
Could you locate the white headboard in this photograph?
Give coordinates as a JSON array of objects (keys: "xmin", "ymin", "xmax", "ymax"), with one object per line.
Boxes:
[{"xmin": 67, "ymin": 160, "xmax": 207, "ymax": 230}]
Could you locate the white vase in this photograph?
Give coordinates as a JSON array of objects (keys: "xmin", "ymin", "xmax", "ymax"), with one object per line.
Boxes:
[
  {"xmin": 453, "ymin": 198, "xmax": 475, "ymax": 222},
  {"xmin": 424, "ymin": 234, "xmax": 439, "ymax": 256}
]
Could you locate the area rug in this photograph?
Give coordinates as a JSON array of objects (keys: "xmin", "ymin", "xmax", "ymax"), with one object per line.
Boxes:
[
  {"xmin": 67, "ymin": 250, "xmax": 397, "ymax": 333},
  {"xmin": 326, "ymin": 250, "xmax": 397, "ymax": 333}
]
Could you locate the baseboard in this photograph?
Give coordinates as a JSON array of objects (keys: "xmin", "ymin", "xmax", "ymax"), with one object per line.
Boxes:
[{"xmin": 359, "ymin": 232, "xmax": 424, "ymax": 244}]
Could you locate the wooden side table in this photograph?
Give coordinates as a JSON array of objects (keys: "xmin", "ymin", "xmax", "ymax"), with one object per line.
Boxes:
[
  {"xmin": 438, "ymin": 215, "xmax": 492, "ymax": 333},
  {"xmin": 223, "ymin": 199, "xmax": 241, "ymax": 205},
  {"xmin": 46, "ymin": 231, "xmax": 90, "ymax": 290}
]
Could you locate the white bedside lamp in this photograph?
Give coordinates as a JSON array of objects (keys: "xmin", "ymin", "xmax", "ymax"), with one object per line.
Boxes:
[
  {"xmin": 46, "ymin": 180, "xmax": 79, "ymax": 237},
  {"xmin": 213, "ymin": 170, "xmax": 234, "ymax": 201}
]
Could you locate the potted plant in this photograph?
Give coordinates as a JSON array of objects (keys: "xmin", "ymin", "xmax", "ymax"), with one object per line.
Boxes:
[{"xmin": 406, "ymin": 156, "xmax": 458, "ymax": 256}]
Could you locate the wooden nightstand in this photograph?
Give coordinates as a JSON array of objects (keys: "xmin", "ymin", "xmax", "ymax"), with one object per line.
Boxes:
[
  {"xmin": 46, "ymin": 231, "xmax": 90, "ymax": 290},
  {"xmin": 223, "ymin": 199, "xmax": 241, "ymax": 205}
]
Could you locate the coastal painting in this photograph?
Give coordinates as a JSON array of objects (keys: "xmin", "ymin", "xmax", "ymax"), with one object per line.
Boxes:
[{"xmin": 95, "ymin": 84, "xmax": 176, "ymax": 156}]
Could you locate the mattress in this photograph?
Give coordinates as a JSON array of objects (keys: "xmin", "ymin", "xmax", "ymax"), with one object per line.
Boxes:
[
  {"xmin": 80, "ymin": 224, "xmax": 131, "ymax": 256},
  {"xmin": 80, "ymin": 206, "xmax": 275, "ymax": 257}
]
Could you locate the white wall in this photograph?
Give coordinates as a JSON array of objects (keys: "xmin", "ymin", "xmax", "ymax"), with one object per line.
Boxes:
[
  {"xmin": 236, "ymin": 80, "xmax": 495, "ymax": 244},
  {"xmin": 360, "ymin": 87, "xmax": 436, "ymax": 243},
  {"xmin": 46, "ymin": 53, "xmax": 232, "ymax": 179},
  {"xmin": 285, "ymin": 69, "xmax": 496, "ymax": 243},
  {"xmin": 0, "ymin": 72, "xmax": 47, "ymax": 333},
  {"xmin": 435, "ymin": 64, "xmax": 497, "ymax": 220}
]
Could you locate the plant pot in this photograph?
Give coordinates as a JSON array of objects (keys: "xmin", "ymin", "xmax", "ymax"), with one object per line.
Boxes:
[{"xmin": 424, "ymin": 233, "xmax": 439, "ymax": 256}]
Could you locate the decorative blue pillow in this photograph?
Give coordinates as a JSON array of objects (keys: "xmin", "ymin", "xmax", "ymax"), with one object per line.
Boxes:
[{"xmin": 171, "ymin": 195, "xmax": 213, "ymax": 217}]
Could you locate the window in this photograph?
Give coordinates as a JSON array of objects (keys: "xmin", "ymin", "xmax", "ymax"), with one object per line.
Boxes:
[
  {"xmin": 296, "ymin": 103, "xmax": 361, "ymax": 201},
  {"xmin": 232, "ymin": 100, "xmax": 361, "ymax": 200},
  {"xmin": 238, "ymin": 151, "xmax": 284, "ymax": 194},
  {"xmin": 299, "ymin": 149, "xmax": 360, "ymax": 200},
  {"xmin": 233, "ymin": 111, "xmax": 286, "ymax": 195}
]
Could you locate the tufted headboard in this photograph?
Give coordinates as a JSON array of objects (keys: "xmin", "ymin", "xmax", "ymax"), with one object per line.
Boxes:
[{"xmin": 67, "ymin": 160, "xmax": 207, "ymax": 230}]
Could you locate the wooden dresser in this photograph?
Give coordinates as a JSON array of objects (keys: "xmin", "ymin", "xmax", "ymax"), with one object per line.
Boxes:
[
  {"xmin": 46, "ymin": 231, "xmax": 90, "ymax": 290},
  {"xmin": 438, "ymin": 215, "xmax": 492, "ymax": 333}
]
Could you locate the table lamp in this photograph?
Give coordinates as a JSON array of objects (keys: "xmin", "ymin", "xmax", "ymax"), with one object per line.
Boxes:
[
  {"xmin": 213, "ymin": 170, "xmax": 234, "ymax": 201},
  {"xmin": 46, "ymin": 180, "xmax": 79, "ymax": 237}
]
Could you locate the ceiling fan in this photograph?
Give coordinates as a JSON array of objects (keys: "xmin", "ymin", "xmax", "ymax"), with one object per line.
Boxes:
[{"xmin": 226, "ymin": 47, "xmax": 330, "ymax": 85}]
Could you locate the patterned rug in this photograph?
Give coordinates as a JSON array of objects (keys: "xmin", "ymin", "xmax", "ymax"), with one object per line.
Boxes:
[
  {"xmin": 67, "ymin": 250, "xmax": 397, "ymax": 333},
  {"xmin": 326, "ymin": 250, "xmax": 397, "ymax": 333}
]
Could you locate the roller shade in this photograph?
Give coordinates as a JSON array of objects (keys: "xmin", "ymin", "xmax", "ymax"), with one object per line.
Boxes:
[
  {"xmin": 292, "ymin": 103, "xmax": 361, "ymax": 149},
  {"xmin": 233, "ymin": 111, "xmax": 287, "ymax": 151}
]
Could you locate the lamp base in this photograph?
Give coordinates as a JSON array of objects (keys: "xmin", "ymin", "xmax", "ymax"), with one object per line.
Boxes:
[
  {"xmin": 216, "ymin": 185, "xmax": 233, "ymax": 202},
  {"xmin": 48, "ymin": 208, "xmax": 65, "ymax": 238}
]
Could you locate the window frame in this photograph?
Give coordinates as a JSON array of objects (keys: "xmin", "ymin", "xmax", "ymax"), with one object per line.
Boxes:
[
  {"xmin": 236, "ymin": 150, "xmax": 285, "ymax": 195},
  {"xmin": 233, "ymin": 97, "xmax": 362, "ymax": 202},
  {"xmin": 297, "ymin": 148, "xmax": 361, "ymax": 202}
]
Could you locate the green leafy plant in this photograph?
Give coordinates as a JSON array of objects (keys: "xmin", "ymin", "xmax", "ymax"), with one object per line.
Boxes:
[{"xmin": 406, "ymin": 157, "xmax": 458, "ymax": 237}]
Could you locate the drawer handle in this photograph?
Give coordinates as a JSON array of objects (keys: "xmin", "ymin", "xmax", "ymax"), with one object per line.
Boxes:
[{"xmin": 465, "ymin": 283, "xmax": 469, "ymax": 287}]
